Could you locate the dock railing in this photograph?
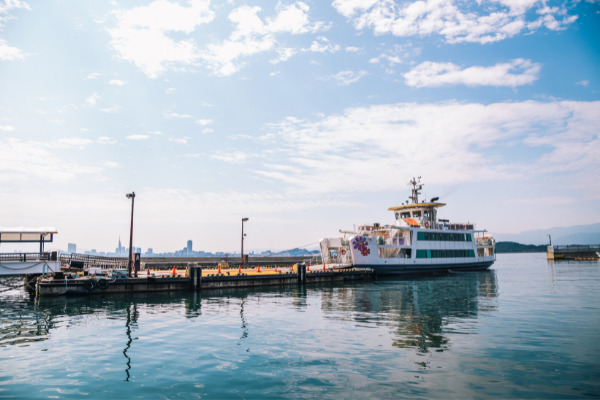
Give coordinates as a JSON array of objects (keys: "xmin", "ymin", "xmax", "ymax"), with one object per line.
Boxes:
[
  {"xmin": 59, "ymin": 253, "xmax": 128, "ymax": 269},
  {"xmin": 0, "ymin": 252, "xmax": 54, "ymax": 262},
  {"xmin": 553, "ymin": 245, "xmax": 600, "ymax": 252}
]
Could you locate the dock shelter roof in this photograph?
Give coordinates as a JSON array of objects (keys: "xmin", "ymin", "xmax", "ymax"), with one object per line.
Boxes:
[{"xmin": 0, "ymin": 228, "xmax": 57, "ymax": 243}]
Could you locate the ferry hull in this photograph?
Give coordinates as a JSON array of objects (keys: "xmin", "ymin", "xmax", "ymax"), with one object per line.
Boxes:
[{"xmin": 355, "ymin": 260, "xmax": 495, "ymax": 276}]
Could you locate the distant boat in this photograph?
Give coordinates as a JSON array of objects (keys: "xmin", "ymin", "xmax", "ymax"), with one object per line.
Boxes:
[{"xmin": 317, "ymin": 177, "xmax": 496, "ymax": 275}]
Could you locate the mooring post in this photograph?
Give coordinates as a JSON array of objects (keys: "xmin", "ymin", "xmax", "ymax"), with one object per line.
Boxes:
[
  {"xmin": 296, "ymin": 263, "xmax": 306, "ymax": 284},
  {"xmin": 189, "ymin": 265, "xmax": 203, "ymax": 290}
]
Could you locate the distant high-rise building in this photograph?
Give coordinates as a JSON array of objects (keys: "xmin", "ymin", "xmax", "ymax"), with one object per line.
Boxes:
[
  {"xmin": 116, "ymin": 237, "xmax": 124, "ymax": 255},
  {"xmin": 187, "ymin": 240, "xmax": 192, "ymax": 255},
  {"xmin": 68, "ymin": 243, "xmax": 76, "ymax": 253}
]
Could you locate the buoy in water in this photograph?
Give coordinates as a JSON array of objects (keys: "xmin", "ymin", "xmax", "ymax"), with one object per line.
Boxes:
[
  {"xmin": 172, "ymin": 266, "xmax": 176, "ymax": 275},
  {"xmin": 257, "ymin": 265, "xmax": 261, "ymax": 273},
  {"xmin": 238, "ymin": 265, "xmax": 242, "ymax": 273},
  {"xmin": 218, "ymin": 265, "xmax": 221, "ymax": 274}
]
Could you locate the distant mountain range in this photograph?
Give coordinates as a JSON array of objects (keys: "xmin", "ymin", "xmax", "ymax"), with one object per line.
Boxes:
[{"xmin": 495, "ymin": 223, "xmax": 600, "ymax": 245}]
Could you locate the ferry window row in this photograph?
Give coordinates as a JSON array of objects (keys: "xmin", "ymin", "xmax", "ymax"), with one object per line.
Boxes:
[
  {"xmin": 416, "ymin": 249, "xmax": 475, "ymax": 259},
  {"xmin": 417, "ymin": 232, "xmax": 472, "ymax": 242}
]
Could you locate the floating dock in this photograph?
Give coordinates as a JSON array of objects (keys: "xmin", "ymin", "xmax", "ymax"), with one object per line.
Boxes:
[
  {"xmin": 547, "ymin": 244, "xmax": 600, "ymax": 260},
  {"xmin": 29, "ymin": 264, "xmax": 373, "ymax": 297}
]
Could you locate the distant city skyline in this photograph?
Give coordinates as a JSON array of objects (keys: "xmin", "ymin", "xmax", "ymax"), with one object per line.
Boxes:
[
  {"xmin": 48, "ymin": 237, "xmax": 314, "ymax": 258},
  {"xmin": 0, "ymin": 1, "xmax": 598, "ymax": 253}
]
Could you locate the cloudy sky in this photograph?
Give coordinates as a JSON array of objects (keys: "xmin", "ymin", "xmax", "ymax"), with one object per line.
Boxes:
[{"xmin": 0, "ymin": 0, "xmax": 599, "ymax": 253}]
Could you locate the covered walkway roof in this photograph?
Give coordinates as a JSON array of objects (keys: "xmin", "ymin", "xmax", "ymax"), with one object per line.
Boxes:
[{"xmin": 0, "ymin": 228, "xmax": 57, "ymax": 251}]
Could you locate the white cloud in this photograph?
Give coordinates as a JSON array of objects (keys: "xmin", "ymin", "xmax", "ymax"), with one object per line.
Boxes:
[
  {"xmin": 108, "ymin": 1, "xmax": 324, "ymax": 77},
  {"xmin": 332, "ymin": 0, "xmax": 578, "ymax": 44},
  {"xmin": 108, "ymin": 79, "xmax": 125, "ymax": 86},
  {"xmin": 209, "ymin": 151, "xmax": 248, "ymax": 163},
  {"xmin": 0, "ymin": 39, "xmax": 26, "ymax": 61},
  {"xmin": 126, "ymin": 134, "xmax": 149, "ymax": 140},
  {"xmin": 332, "ymin": 70, "xmax": 368, "ymax": 85},
  {"xmin": 404, "ymin": 58, "xmax": 541, "ymax": 87},
  {"xmin": 257, "ymin": 101, "xmax": 600, "ymax": 195},
  {"xmin": 100, "ymin": 105, "xmax": 122, "ymax": 113},
  {"xmin": 103, "ymin": 161, "xmax": 120, "ymax": 168},
  {"xmin": 164, "ymin": 111, "xmax": 193, "ymax": 119},
  {"xmin": 85, "ymin": 92, "xmax": 100, "ymax": 106},
  {"xmin": 271, "ymin": 47, "xmax": 296, "ymax": 63},
  {"xmin": 55, "ymin": 137, "xmax": 94, "ymax": 148},
  {"xmin": 576, "ymin": 80, "xmax": 590, "ymax": 87},
  {"xmin": 0, "ymin": 125, "xmax": 15, "ymax": 132},
  {"xmin": 345, "ymin": 46, "xmax": 362, "ymax": 53},
  {"xmin": 306, "ymin": 36, "xmax": 340, "ymax": 53},
  {"xmin": 108, "ymin": 0, "xmax": 215, "ymax": 78},
  {"xmin": 195, "ymin": 118, "xmax": 213, "ymax": 126},
  {"xmin": 201, "ymin": 2, "xmax": 325, "ymax": 76},
  {"xmin": 169, "ymin": 137, "xmax": 189, "ymax": 144},
  {"xmin": 98, "ymin": 136, "xmax": 117, "ymax": 144},
  {"xmin": 369, "ymin": 44, "xmax": 421, "ymax": 75},
  {"xmin": 163, "ymin": 110, "xmax": 212, "ymax": 125},
  {"xmin": 0, "ymin": 1, "xmax": 30, "ymax": 61},
  {"xmin": 0, "ymin": 137, "xmax": 100, "ymax": 183}
]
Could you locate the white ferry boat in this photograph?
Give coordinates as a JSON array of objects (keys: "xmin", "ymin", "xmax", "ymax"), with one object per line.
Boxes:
[{"xmin": 318, "ymin": 178, "xmax": 495, "ymax": 275}]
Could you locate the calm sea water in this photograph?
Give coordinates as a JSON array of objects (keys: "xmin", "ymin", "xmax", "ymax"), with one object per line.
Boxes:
[{"xmin": 1, "ymin": 253, "xmax": 599, "ymax": 399}]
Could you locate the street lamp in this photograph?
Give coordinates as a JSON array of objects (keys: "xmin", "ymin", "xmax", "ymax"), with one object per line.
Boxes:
[
  {"xmin": 126, "ymin": 192, "xmax": 135, "ymax": 277},
  {"xmin": 241, "ymin": 217, "xmax": 249, "ymax": 267}
]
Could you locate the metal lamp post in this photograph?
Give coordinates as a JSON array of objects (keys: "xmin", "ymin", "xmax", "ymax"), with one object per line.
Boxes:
[
  {"xmin": 241, "ymin": 217, "xmax": 249, "ymax": 267},
  {"xmin": 126, "ymin": 192, "xmax": 136, "ymax": 277}
]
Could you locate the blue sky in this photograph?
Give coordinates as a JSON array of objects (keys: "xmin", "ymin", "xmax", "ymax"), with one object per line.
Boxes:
[{"xmin": 0, "ymin": 0, "xmax": 599, "ymax": 253}]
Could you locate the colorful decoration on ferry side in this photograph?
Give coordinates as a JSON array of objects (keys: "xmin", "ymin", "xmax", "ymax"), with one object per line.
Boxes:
[{"xmin": 352, "ymin": 236, "xmax": 370, "ymax": 256}]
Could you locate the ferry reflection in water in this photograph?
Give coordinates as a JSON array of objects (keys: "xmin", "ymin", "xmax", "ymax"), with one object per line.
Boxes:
[
  {"xmin": 319, "ymin": 270, "xmax": 498, "ymax": 353},
  {"xmin": 1, "ymin": 270, "xmax": 497, "ymax": 384}
]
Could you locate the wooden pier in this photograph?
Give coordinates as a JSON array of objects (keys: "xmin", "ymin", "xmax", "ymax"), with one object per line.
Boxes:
[{"xmin": 31, "ymin": 264, "xmax": 373, "ymax": 297}]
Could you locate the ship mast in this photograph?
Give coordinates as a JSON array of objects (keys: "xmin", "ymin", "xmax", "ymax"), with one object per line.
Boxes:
[{"xmin": 408, "ymin": 177, "xmax": 423, "ymax": 204}]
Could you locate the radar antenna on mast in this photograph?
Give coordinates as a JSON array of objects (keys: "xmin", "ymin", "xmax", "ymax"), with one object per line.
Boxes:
[{"xmin": 408, "ymin": 177, "xmax": 423, "ymax": 204}]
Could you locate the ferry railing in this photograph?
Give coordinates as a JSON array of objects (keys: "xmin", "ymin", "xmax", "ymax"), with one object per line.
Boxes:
[{"xmin": 429, "ymin": 222, "xmax": 476, "ymax": 231}]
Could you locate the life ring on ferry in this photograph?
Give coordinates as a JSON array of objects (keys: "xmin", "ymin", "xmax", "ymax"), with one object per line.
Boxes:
[
  {"xmin": 424, "ymin": 221, "xmax": 430, "ymax": 228},
  {"xmin": 341, "ymin": 249, "xmax": 346, "ymax": 255}
]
